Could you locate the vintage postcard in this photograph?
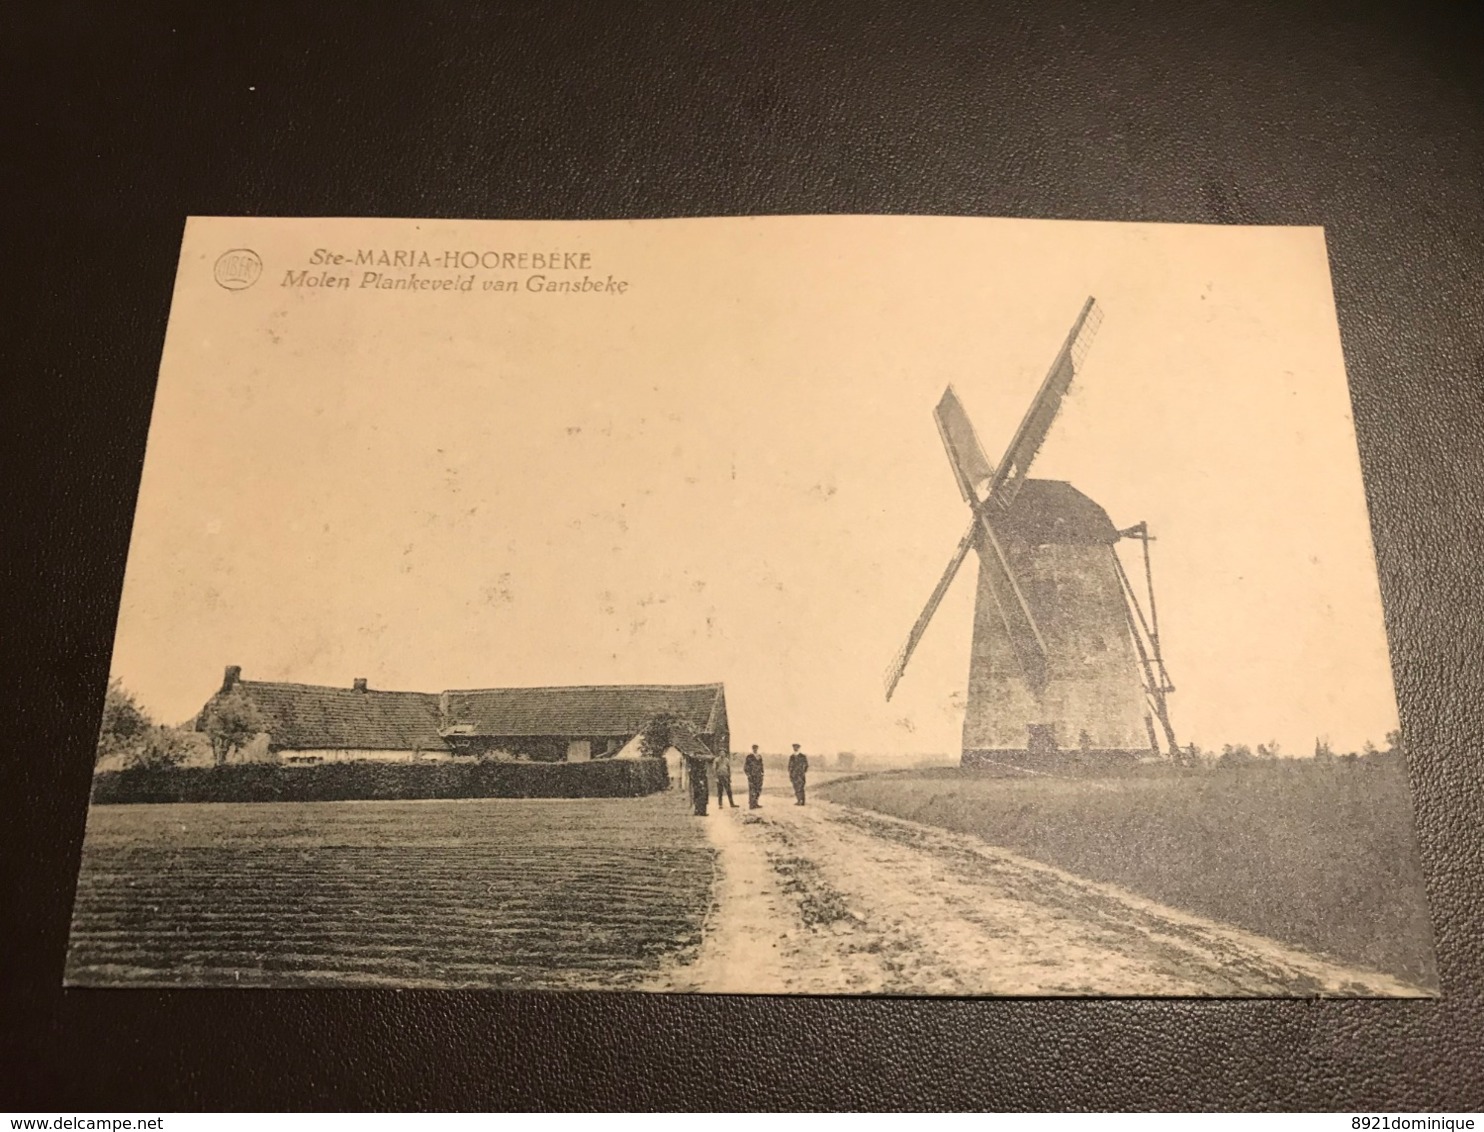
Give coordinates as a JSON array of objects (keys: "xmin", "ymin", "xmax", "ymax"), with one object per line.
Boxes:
[{"xmin": 66, "ymin": 214, "xmax": 1436, "ymax": 995}]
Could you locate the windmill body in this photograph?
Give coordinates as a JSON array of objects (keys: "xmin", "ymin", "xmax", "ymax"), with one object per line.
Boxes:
[
  {"xmin": 885, "ymin": 298, "xmax": 1179, "ymax": 768},
  {"xmin": 963, "ymin": 478, "xmax": 1152, "ymax": 762}
]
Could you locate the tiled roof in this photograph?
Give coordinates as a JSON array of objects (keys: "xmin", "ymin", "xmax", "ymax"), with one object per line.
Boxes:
[
  {"xmin": 443, "ymin": 683, "xmax": 726, "ymax": 738},
  {"xmin": 200, "ymin": 677, "xmax": 727, "ymax": 750},
  {"xmin": 219, "ymin": 681, "xmax": 448, "ymax": 751},
  {"xmin": 669, "ymin": 719, "xmax": 718, "ymax": 761}
]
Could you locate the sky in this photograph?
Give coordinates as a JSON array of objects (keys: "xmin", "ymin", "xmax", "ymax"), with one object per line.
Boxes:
[{"xmin": 108, "ymin": 215, "xmax": 1401, "ymax": 756}]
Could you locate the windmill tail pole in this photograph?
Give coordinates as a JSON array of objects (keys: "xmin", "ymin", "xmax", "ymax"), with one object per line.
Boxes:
[
  {"xmin": 1150, "ymin": 687, "xmax": 1180, "ymax": 757},
  {"xmin": 1138, "ymin": 524, "xmax": 1175, "ymax": 692},
  {"xmin": 1111, "ymin": 544, "xmax": 1180, "ymax": 756},
  {"xmin": 1116, "ymin": 522, "xmax": 1174, "ymax": 693},
  {"xmin": 1114, "ymin": 560, "xmax": 1167, "ymax": 750},
  {"xmin": 1137, "ymin": 528, "xmax": 1181, "ymax": 755}
]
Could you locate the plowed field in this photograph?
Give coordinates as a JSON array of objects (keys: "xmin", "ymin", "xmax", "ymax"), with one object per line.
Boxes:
[{"xmin": 65, "ymin": 795, "xmax": 713, "ymax": 989}]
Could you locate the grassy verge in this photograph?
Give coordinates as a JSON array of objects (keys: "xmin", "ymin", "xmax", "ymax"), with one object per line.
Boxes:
[{"xmin": 821, "ymin": 755, "xmax": 1436, "ymax": 987}]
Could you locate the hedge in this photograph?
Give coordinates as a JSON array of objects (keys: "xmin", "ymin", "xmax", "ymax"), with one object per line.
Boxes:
[{"xmin": 91, "ymin": 757, "xmax": 670, "ymax": 805}]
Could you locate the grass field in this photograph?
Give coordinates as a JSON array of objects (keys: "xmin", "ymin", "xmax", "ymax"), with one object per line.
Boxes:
[
  {"xmin": 820, "ymin": 756, "xmax": 1438, "ymax": 988},
  {"xmin": 66, "ymin": 795, "xmax": 714, "ymax": 989}
]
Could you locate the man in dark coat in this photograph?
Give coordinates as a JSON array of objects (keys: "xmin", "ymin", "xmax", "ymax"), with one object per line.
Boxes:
[
  {"xmin": 683, "ymin": 750, "xmax": 712, "ymax": 816},
  {"xmin": 743, "ymin": 744, "xmax": 765, "ymax": 809},
  {"xmin": 788, "ymin": 743, "xmax": 809, "ymax": 806}
]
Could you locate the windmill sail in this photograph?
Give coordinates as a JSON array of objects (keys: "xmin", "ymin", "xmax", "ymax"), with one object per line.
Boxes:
[
  {"xmin": 988, "ymin": 297, "xmax": 1103, "ymax": 512},
  {"xmin": 885, "ymin": 491, "xmax": 1051, "ymax": 700},
  {"xmin": 974, "ymin": 512, "xmax": 1049, "ymax": 691},
  {"xmin": 884, "ymin": 521, "xmax": 978, "ymax": 700},
  {"xmin": 889, "ymin": 384, "xmax": 1053, "ymax": 698},
  {"xmin": 886, "ymin": 299, "xmax": 1098, "ymax": 702},
  {"xmin": 934, "ymin": 386, "xmax": 996, "ymax": 504}
]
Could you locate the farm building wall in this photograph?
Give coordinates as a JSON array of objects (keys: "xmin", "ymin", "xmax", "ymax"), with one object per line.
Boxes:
[
  {"xmin": 277, "ymin": 747, "xmax": 455, "ymax": 764},
  {"xmin": 610, "ymin": 736, "xmax": 687, "ymax": 793},
  {"xmin": 608, "ymin": 733, "xmax": 723, "ymax": 761},
  {"xmin": 232, "ymin": 733, "xmax": 277, "ymax": 763},
  {"xmin": 963, "ymin": 540, "xmax": 1151, "ymax": 759},
  {"xmin": 612, "ymin": 733, "xmax": 645, "ymax": 759},
  {"xmin": 449, "ymin": 735, "xmax": 629, "ymax": 762}
]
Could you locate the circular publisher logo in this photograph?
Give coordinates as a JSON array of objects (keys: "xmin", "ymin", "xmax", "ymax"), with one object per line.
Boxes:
[{"xmin": 214, "ymin": 248, "xmax": 263, "ymax": 291}]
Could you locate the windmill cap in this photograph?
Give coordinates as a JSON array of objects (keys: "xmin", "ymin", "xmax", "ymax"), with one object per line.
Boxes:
[{"xmin": 997, "ymin": 479, "xmax": 1121, "ymax": 545}]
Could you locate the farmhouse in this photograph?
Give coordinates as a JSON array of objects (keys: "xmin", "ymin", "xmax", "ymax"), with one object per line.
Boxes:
[
  {"xmin": 438, "ymin": 683, "xmax": 728, "ymax": 763},
  {"xmin": 196, "ymin": 666, "xmax": 728, "ymax": 766}
]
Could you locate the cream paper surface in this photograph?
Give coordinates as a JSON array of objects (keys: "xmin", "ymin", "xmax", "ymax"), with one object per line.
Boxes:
[{"xmin": 67, "ymin": 215, "xmax": 1434, "ymax": 996}]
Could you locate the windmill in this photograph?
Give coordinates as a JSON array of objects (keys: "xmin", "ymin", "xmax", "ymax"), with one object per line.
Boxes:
[{"xmin": 884, "ymin": 297, "xmax": 1179, "ymax": 766}]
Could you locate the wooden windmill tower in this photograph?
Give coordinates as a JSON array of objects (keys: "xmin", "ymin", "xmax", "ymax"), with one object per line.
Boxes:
[{"xmin": 884, "ymin": 297, "xmax": 1180, "ymax": 767}]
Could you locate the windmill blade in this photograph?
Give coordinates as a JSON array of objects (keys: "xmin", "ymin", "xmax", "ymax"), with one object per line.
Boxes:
[
  {"xmin": 884, "ymin": 521, "xmax": 978, "ymax": 700},
  {"xmin": 934, "ymin": 386, "xmax": 996, "ymax": 505},
  {"xmin": 975, "ymin": 511, "xmax": 1049, "ymax": 691},
  {"xmin": 988, "ymin": 296, "xmax": 1104, "ymax": 511}
]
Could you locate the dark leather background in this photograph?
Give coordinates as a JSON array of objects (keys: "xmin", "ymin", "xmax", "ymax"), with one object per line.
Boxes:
[{"xmin": 2, "ymin": 0, "xmax": 1481, "ymax": 1112}]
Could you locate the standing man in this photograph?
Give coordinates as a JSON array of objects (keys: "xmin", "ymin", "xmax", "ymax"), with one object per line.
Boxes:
[
  {"xmin": 683, "ymin": 749, "xmax": 713, "ymax": 817},
  {"xmin": 788, "ymin": 743, "xmax": 809, "ymax": 806},
  {"xmin": 743, "ymin": 744, "xmax": 765, "ymax": 809},
  {"xmin": 714, "ymin": 749, "xmax": 737, "ymax": 808}
]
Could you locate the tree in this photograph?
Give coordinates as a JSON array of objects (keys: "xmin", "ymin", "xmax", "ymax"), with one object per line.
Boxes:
[
  {"xmin": 96, "ymin": 678, "xmax": 153, "ymax": 765},
  {"xmin": 202, "ymin": 688, "xmax": 266, "ymax": 766},
  {"xmin": 637, "ymin": 712, "xmax": 680, "ymax": 759},
  {"xmin": 1218, "ymin": 743, "xmax": 1253, "ymax": 767},
  {"xmin": 124, "ymin": 725, "xmax": 195, "ymax": 771}
]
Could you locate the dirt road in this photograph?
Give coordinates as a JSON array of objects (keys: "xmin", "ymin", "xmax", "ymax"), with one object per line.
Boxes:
[{"xmin": 653, "ymin": 780, "xmax": 1424, "ymax": 996}]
